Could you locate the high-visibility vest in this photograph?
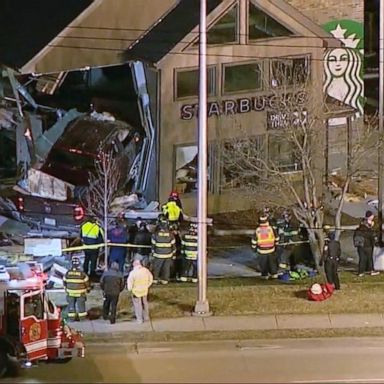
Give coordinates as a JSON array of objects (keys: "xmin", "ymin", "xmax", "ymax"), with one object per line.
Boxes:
[
  {"xmin": 162, "ymin": 201, "xmax": 182, "ymax": 222},
  {"xmin": 81, "ymin": 221, "xmax": 103, "ymax": 240},
  {"xmin": 182, "ymin": 234, "xmax": 198, "ymax": 260},
  {"xmin": 255, "ymin": 225, "xmax": 276, "ymax": 254},
  {"xmin": 151, "ymin": 230, "xmax": 175, "ymax": 258},
  {"xmin": 63, "ymin": 269, "xmax": 89, "ymax": 297}
]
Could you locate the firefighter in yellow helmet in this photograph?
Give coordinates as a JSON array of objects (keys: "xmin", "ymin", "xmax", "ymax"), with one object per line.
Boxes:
[
  {"xmin": 63, "ymin": 256, "xmax": 90, "ymax": 321},
  {"xmin": 251, "ymin": 215, "xmax": 280, "ymax": 279}
]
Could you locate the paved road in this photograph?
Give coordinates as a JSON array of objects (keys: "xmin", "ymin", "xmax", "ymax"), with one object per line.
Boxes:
[{"xmin": 5, "ymin": 337, "xmax": 384, "ymax": 383}]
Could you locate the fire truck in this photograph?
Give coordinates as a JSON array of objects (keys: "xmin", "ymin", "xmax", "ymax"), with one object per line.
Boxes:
[{"xmin": 0, "ymin": 262, "xmax": 85, "ymax": 377}]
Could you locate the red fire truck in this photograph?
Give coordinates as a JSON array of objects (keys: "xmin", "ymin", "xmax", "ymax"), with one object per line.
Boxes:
[{"xmin": 0, "ymin": 263, "xmax": 85, "ymax": 376}]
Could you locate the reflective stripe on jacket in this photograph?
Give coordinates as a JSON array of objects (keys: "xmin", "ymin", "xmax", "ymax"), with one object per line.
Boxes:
[
  {"xmin": 127, "ymin": 266, "xmax": 153, "ymax": 297},
  {"xmin": 182, "ymin": 234, "xmax": 198, "ymax": 260},
  {"xmin": 63, "ymin": 269, "xmax": 89, "ymax": 297},
  {"xmin": 162, "ymin": 201, "xmax": 182, "ymax": 222},
  {"xmin": 253, "ymin": 224, "xmax": 277, "ymax": 254},
  {"xmin": 151, "ymin": 230, "xmax": 175, "ymax": 258},
  {"xmin": 81, "ymin": 221, "xmax": 104, "ymax": 241}
]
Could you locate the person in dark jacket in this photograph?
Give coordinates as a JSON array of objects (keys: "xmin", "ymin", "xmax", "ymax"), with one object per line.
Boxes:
[
  {"xmin": 100, "ymin": 261, "xmax": 125, "ymax": 324},
  {"xmin": 320, "ymin": 231, "xmax": 341, "ymax": 290},
  {"xmin": 133, "ymin": 221, "xmax": 152, "ymax": 267},
  {"xmin": 151, "ymin": 219, "xmax": 176, "ymax": 284},
  {"xmin": 353, "ymin": 211, "xmax": 380, "ymax": 277},
  {"xmin": 108, "ymin": 222, "xmax": 128, "ymax": 273}
]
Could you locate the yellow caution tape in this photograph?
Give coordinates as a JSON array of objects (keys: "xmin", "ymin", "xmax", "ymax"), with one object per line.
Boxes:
[{"xmin": 62, "ymin": 242, "xmax": 151, "ymax": 252}]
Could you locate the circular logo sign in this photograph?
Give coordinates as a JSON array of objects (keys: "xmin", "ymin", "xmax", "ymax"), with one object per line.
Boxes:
[{"xmin": 29, "ymin": 323, "xmax": 41, "ymax": 341}]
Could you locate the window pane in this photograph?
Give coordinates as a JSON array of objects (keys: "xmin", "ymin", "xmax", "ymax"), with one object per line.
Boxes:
[
  {"xmin": 271, "ymin": 57, "xmax": 309, "ymax": 87},
  {"xmin": 268, "ymin": 134, "xmax": 302, "ymax": 172},
  {"xmin": 221, "ymin": 136, "xmax": 264, "ymax": 189},
  {"xmin": 176, "ymin": 67, "xmax": 216, "ymax": 99},
  {"xmin": 175, "ymin": 144, "xmax": 212, "ymax": 194},
  {"xmin": 224, "ymin": 63, "xmax": 262, "ymax": 93},
  {"xmin": 249, "ymin": 2, "xmax": 293, "ymax": 40},
  {"xmin": 207, "ymin": 5, "xmax": 238, "ymax": 45}
]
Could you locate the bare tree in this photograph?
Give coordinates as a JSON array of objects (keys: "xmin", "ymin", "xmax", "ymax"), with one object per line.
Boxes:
[
  {"xmin": 220, "ymin": 61, "xmax": 380, "ymax": 270},
  {"xmin": 84, "ymin": 147, "xmax": 122, "ymax": 266}
]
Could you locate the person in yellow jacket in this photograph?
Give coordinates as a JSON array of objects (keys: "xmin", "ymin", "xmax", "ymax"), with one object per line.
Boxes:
[
  {"xmin": 63, "ymin": 256, "xmax": 90, "ymax": 321},
  {"xmin": 127, "ymin": 257, "xmax": 153, "ymax": 324},
  {"xmin": 162, "ymin": 196, "xmax": 183, "ymax": 229},
  {"xmin": 251, "ymin": 215, "xmax": 280, "ymax": 279},
  {"xmin": 80, "ymin": 217, "xmax": 104, "ymax": 278}
]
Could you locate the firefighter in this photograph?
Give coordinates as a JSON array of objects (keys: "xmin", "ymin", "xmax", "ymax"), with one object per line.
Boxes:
[
  {"xmin": 180, "ymin": 223, "xmax": 198, "ymax": 283},
  {"xmin": 251, "ymin": 215, "xmax": 280, "ymax": 279},
  {"xmin": 133, "ymin": 221, "xmax": 152, "ymax": 268},
  {"xmin": 151, "ymin": 217, "xmax": 176, "ymax": 284},
  {"xmin": 162, "ymin": 194, "xmax": 183, "ymax": 229},
  {"xmin": 169, "ymin": 191, "xmax": 183, "ymax": 209},
  {"xmin": 80, "ymin": 217, "xmax": 104, "ymax": 278},
  {"xmin": 277, "ymin": 210, "xmax": 299, "ymax": 269},
  {"xmin": 63, "ymin": 257, "xmax": 90, "ymax": 321}
]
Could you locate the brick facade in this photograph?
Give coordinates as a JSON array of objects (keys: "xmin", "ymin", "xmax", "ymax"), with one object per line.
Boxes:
[{"xmin": 286, "ymin": 0, "xmax": 363, "ymax": 25}]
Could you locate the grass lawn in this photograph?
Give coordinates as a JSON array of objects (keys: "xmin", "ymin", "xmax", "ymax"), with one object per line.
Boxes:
[{"xmin": 90, "ymin": 272, "xmax": 384, "ymax": 320}]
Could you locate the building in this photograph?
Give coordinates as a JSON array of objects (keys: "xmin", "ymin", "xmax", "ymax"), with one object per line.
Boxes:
[
  {"xmin": 0, "ymin": 0, "xmax": 361, "ymax": 215},
  {"xmin": 125, "ymin": 0, "xmax": 344, "ymax": 213}
]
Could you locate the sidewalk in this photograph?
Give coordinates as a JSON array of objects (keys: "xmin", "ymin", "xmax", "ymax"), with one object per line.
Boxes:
[{"xmin": 73, "ymin": 313, "xmax": 384, "ymax": 335}]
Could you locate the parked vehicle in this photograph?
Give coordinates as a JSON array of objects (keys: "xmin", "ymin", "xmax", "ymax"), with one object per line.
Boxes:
[{"xmin": 0, "ymin": 262, "xmax": 85, "ymax": 377}]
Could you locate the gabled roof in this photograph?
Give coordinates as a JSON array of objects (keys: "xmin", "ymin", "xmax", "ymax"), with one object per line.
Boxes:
[
  {"xmin": 125, "ymin": 0, "xmax": 222, "ymax": 63},
  {"xmin": 0, "ymin": 0, "xmax": 93, "ymax": 70},
  {"xmin": 125, "ymin": 0, "xmax": 340, "ymax": 65}
]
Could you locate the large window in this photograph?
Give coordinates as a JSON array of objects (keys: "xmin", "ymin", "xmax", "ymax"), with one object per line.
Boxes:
[
  {"xmin": 175, "ymin": 67, "xmax": 216, "ymax": 99},
  {"xmin": 249, "ymin": 2, "xmax": 294, "ymax": 40},
  {"xmin": 193, "ymin": 4, "xmax": 238, "ymax": 46},
  {"xmin": 207, "ymin": 4, "xmax": 238, "ymax": 45},
  {"xmin": 223, "ymin": 62, "xmax": 262, "ymax": 94},
  {"xmin": 220, "ymin": 136, "xmax": 265, "ymax": 190},
  {"xmin": 270, "ymin": 57, "xmax": 310, "ymax": 87},
  {"xmin": 174, "ymin": 144, "xmax": 214, "ymax": 194},
  {"xmin": 268, "ymin": 134, "xmax": 302, "ymax": 172}
]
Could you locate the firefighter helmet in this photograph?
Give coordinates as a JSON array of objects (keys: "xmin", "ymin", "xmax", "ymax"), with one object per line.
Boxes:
[
  {"xmin": 157, "ymin": 213, "xmax": 168, "ymax": 228},
  {"xmin": 310, "ymin": 283, "xmax": 322, "ymax": 295},
  {"xmin": 259, "ymin": 215, "xmax": 269, "ymax": 224},
  {"xmin": 71, "ymin": 256, "xmax": 81, "ymax": 268}
]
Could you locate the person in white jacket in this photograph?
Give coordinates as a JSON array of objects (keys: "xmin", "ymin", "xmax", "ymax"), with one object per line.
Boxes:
[{"xmin": 127, "ymin": 257, "xmax": 153, "ymax": 323}]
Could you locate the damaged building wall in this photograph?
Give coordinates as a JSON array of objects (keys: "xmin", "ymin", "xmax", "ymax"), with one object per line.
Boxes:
[{"xmin": 22, "ymin": 0, "xmax": 177, "ymax": 74}]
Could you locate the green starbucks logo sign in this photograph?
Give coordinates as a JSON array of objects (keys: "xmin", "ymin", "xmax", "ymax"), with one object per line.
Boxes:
[{"xmin": 323, "ymin": 20, "xmax": 364, "ymax": 120}]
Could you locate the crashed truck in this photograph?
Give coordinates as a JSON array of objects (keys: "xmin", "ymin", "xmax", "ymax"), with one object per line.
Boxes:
[
  {"xmin": 0, "ymin": 262, "xmax": 84, "ymax": 377},
  {"xmin": 0, "ymin": 63, "xmax": 156, "ymax": 237}
]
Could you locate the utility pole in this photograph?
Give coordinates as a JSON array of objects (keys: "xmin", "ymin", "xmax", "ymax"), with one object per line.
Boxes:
[
  {"xmin": 379, "ymin": 0, "xmax": 384, "ymax": 242},
  {"xmin": 194, "ymin": 0, "xmax": 211, "ymax": 316}
]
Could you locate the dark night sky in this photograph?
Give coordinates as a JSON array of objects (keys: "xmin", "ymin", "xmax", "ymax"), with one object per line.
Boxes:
[{"xmin": 0, "ymin": 0, "xmax": 92, "ymax": 69}]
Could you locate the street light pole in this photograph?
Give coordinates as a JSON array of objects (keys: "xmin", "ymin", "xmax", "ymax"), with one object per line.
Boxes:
[
  {"xmin": 379, "ymin": 0, "xmax": 384, "ymax": 241},
  {"xmin": 194, "ymin": 0, "xmax": 210, "ymax": 315}
]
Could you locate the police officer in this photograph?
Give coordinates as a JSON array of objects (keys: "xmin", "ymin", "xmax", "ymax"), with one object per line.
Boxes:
[
  {"xmin": 80, "ymin": 217, "xmax": 104, "ymax": 278},
  {"xmin": 151, "ymin": 217, "xmax": 176, "ymax": 284},
  {"xmin": 180, "ymin": 223, "xmax": 198, "ymax": 283},
  {"xmin": 251, "ymin": 215, "xmax": 279, "ymax": 279},
  {"xmin": 63, "ymin": 257, "xmax": 90, "ymax": 321},
  {"xmin": 320, "ymin": 231, "xmax": 341, "ymax": 290}
]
